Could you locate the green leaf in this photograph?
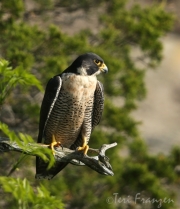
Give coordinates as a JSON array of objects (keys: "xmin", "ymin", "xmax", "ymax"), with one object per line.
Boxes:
[
  {"xmin": 0, "ymin": 122, "xmax": 55, "ymax": 170},
  {"xmin": 0, "ymin": 59, "xmax": 43, "ymax": 105},
  {"xmin": 0, "ymin": 177, "xmax": 64, "ymax": 209}
]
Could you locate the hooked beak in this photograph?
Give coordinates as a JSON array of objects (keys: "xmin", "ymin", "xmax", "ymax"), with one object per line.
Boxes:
[{"xmin": 100, "ymin": 63, "xmax": 108, "ymax": 73}]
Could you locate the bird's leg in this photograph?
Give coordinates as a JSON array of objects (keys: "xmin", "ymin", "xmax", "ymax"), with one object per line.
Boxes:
[
  {"xmin": 77, "ymin": 136, "xmax": 89, "ymax": 155},
  {"xmin": 49, "ymin": 135, "xmax": 62, "ymax": 155}
]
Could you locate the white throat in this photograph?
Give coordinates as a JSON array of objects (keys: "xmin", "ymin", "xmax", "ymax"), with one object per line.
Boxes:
[{"xmin": 77, "ymin": 66, "xmax": 88, "ymax": 75}]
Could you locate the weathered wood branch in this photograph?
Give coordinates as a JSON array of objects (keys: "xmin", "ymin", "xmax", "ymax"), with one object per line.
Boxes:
[{"xmin": 0, "ymin": 137, "xmax": 117, "ymax": 176}]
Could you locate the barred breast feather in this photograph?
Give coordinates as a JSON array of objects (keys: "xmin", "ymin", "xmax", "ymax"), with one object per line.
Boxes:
[{"xmin": 43, "ymin": 73, "xmax": 97, "ymax": 148}]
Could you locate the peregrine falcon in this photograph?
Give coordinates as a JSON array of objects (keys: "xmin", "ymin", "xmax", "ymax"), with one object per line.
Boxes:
[{"xmin": 36, "ymin": 52, "xmax": 108, "ymax": 179}]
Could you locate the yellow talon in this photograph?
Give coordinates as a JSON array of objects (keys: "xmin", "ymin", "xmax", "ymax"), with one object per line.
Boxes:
[
  {"xmin": 78, "ymin": 137, "xmax": 89, "ymax": 155},
  {"xmin": 50, "ymin": 135, "xmax": 62, "ymax": 155}
]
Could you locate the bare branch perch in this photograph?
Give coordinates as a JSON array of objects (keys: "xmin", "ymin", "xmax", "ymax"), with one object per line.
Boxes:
[{"xmin": 0, "ymin": 137, "xmax": 117, "ymax": 176}]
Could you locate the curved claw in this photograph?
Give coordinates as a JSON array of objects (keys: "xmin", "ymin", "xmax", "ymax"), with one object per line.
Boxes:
[
  {"xmin": 77, "ymin": 144, "xmax": 89, "ymax": 155},
  {"xmin": 77, "ymin": 136, "xmax": 89, "ymax": 155},
  {"xmin": 49, "ymin": 135, "xmax": 63, "ymax": 155}
]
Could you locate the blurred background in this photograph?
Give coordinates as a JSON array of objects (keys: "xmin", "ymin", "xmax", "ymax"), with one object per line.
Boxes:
[
  {"xmin": 0, "ymin": 0, "xmax": 180, "ymax": 208},
  {"xmin": 133, "ymin": 0, "xmax": 180, "ymax": 155}
]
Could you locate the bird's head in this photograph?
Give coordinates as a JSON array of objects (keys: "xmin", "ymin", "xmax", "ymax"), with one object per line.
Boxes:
[{"xmin": 69, "ymin": 52, "xmax": 108, "ymax": 76}]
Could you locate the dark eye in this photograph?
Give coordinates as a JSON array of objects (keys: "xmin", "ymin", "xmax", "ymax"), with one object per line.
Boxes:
[{"xmin": 94, "ymin": 59, "xmax": 101, "ymax": 66}]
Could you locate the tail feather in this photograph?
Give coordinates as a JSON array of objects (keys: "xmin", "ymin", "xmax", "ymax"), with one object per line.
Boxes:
[{"xmin": 35, "ymin": 157, "xmax": 68, "ymax": 180}]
